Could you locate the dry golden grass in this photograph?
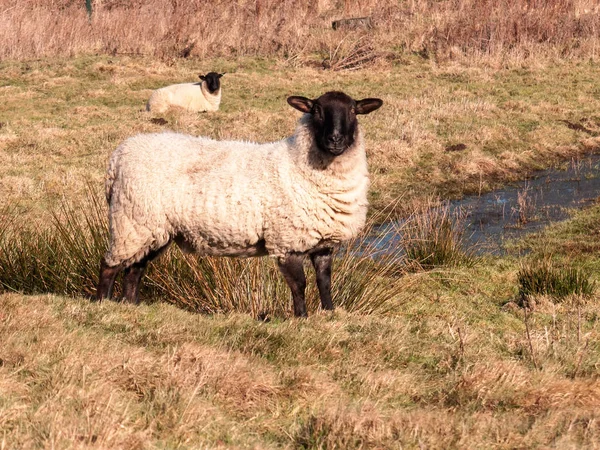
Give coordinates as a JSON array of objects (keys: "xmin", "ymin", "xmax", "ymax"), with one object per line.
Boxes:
[
  {"xmin": 1, "ymin": 0, "xmax": 599, "ymax": 64},
  {"xmin": 1, "ymin": 270, "xmax": 599, "ymax": 448},
  {"xmin": 1, "ymin": 205, "xmax": 599, "ymax": 448}
]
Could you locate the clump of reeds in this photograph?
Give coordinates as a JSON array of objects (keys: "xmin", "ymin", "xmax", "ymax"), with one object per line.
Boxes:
[
  {"xmin": 0, "ymin": 188, "xmax": 407, "ymax": 317},
  {"xmin": 401, "ymin": 200, "xmax": 478, "ymax": 270},
  {"xmin": 516, "ymin": 185, "xmax": 535, "ymax": 225},
  {"xmin": 0, "ymin": 189, "xmax": 108, "ymax": 298},
  {"xmin": 517, "ymin": 259, "xmax": 595, "ymax": 302}
]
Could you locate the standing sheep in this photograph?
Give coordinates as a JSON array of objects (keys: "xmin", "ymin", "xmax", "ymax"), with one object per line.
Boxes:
[
  {"xmin": 97, "ymin": 91, "xmax": 383, "ymax": 317},
  {"xmin": 146, "ymin": 72, "xmax": 224, "ymax": 113}
]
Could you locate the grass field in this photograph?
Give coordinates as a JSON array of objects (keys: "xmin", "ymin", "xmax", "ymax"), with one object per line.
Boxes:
[
  {"xmin": 2, "ymin": 55, "xmax": 600, "ymax": 217},
  {"xmin": 2, "ymin": 213, "xmax": 600, "ymax": 447},
  {"xmin": 1, "ymin": 15, "xmax": 600, "ymax": 448}
]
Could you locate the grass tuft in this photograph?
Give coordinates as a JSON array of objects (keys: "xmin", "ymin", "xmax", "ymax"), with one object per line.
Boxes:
[
  {"xmin": 402, "ymin": 200, "xmax": 478, "ymax": 271},
  {"xmin": 517, "ymin": 259, "xmax": 596, "ymax": 302},
  {"xmin": 0, "ymin": 189, "xmax": 408, "ymax": 317},
  {"xmin": 0, "ymin": 185, "xmax": 107, "ymax": 297},
  {"xmin": 294, "ymin": 413, "xmax": 361, "ymax": 449}
]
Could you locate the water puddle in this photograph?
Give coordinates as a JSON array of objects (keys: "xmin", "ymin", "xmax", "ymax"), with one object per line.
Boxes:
[{"xmin": 368, "ymin": 155, "xmax": 600, "ymax": 255}]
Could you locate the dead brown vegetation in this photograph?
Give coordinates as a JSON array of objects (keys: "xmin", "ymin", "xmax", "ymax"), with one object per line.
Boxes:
[{"xmin": 1, "ymin": 0, "xmax": 599, "ymax": 63}]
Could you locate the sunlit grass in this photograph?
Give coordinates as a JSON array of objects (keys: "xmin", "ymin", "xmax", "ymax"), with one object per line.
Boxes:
[
  {"xmin": 1, "ymin": 198, "xmax": 600, "ymax": 448},
  {"xmin": 1, "ymin": 28, "xmax": 600, "ymax": 446},
  {"xmin": 1, "ymin": 0, "xmax": 599, "ymax": 64},
  {"xmin": 2, "ymin": 55, "xmax": 600, "ymax": 221}
]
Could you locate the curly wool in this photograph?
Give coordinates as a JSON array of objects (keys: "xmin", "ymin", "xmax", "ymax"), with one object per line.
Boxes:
[
  {"xmin": 103, "ymin": 115, "xmax": 370, "ymax": 267},
  {"xmin": 146, "ymin": 80, "xmax": 221, "ymax": 113}
]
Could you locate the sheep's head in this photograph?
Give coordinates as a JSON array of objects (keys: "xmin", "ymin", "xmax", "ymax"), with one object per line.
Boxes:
[
  {"xmin": 287, "ymin": 91, "xmax": 382, "ymax": 156},
  {"xmin": 199, "ymin": 72, "xmax": 224, "ymax": 94}
]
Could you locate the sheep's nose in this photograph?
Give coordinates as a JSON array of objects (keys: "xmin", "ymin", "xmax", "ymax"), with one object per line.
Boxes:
[{"xmin": 327, "ymin": 133, "xmax": 343, "ymax": 144}]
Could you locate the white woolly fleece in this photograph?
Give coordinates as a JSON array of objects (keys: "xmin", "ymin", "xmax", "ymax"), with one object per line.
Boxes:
[
  {"xmin": 146, "ymin": 80, "xmax": 221, "ymax": 113},
  {"xmin": 103, "ymin": 115, "xmax": 370, "ymax": 267}
]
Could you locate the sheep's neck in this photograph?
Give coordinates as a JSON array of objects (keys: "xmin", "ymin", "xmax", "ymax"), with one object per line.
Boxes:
[
  {"xmin": 287, "ymin": 123, "xmax": 369, "ymax": 218},
  {"xmin": 200, "ymin": 83, "xmax": 221, "ymax": 109},
  {"xmin": 290, "ymin": 120, "xmax": 368, "ymax": 178}
]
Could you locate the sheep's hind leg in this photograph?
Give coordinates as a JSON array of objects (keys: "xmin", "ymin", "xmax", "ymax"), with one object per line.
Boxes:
[
  {"xmin": 122, "ymin": 245, "xmax": 170, "ymax": 304},
  {"xmin": 277, "ymin": 254, "xmax": 308, "ymax": 318},
  {"xmin": 122, "ymin": 262, "xmax": 146, "ymax": 305},
  {"xmin": 96, "ymin": 258, "xmax": 122, "ymax": 301},
  {"xmin": 310, "ymin": 248, "xmax": 334, "ymax": 311}
]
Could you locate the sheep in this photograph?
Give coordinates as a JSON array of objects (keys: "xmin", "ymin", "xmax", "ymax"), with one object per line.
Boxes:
[
  {"xmin": 97, "ymin": 91, "xmax": 383, "ymax": 317},
  {"xmin": 146, "ymin": 72, "xmax": 224, "ymax": 113}
]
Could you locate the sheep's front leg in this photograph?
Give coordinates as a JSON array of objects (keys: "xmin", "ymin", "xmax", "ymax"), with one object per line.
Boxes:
[
  {"xmin": 277, "ymin": 254, "xmax": 308, "ymax": 317},
  {"xmin": 310, "ymin": 248, "xmax": 334, "ymax": 311},
  {"xmin": 122, "ymin": 244, "xmax": 170, "ymax": 304},
  {"xmin": 122, "ymin": 262, "xmax": 146, "ymax": 304},
  {"xmin": 96, "ymin": 258, "xmax": 122, "ymax": 301}
]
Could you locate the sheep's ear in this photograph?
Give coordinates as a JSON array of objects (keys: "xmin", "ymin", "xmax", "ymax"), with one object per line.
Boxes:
[
  {"xmin": 199, "ymin": 75, "xmax": 206, "ymax": 81},
  {"xmin": 218, "ymin": 73, "xmax": 225, "ymax": 78},
  {"xmin": 355, "ymin": 98, "xmax": 383, "ymax": 115},
  {"xmin": 287, "ymin": 96, "xmax": 313, "ymax": 114}
]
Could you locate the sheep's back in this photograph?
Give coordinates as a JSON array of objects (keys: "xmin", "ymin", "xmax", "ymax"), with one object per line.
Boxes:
[
  {"xmin": 108, "ymin": 132, "xmax": 283, "ymax": 254},
  {"xmin": 147, "ymin": 83, "xmax": 217, "ymax": 112}
]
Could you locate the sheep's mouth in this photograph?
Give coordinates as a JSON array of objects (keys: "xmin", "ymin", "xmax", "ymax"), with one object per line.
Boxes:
[
  {"xmin": 319, "ymin": 141, "xmax": 349, "ymax": 156},
  {"xmin": 326, "ymin": 146, "xmax": 346, "ymax": 156}
]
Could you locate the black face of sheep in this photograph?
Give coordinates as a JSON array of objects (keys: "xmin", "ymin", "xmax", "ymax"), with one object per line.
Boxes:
[
  {"xmin": 287, "ymin": 91, "xmax": 383, "ymax": 156},
  {"xmin": 199, "ymin": 72, "xmax": 224, "ymax": 94}
]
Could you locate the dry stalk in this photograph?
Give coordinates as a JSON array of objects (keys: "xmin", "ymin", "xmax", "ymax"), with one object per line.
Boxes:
[
  {"xmin": 572, "ymin": 337, "xmax": 590, "ymax": 379},
  {"xmin": 577, "ymin": 298, "xmax": 582, "ymax": 344},
  {"xmin": 457, "ymin": 326, "xmax": 465, "ymax": 362},
  {"xmin": 524, "ymin": 307, "xmax": 539, "ymax": 370},
  {"xmin": 323, "ymin": 35, "xmax": 378, "ymax": 71}
]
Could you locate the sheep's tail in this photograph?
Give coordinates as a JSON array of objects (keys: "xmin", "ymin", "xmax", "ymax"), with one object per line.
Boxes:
[
  {"xmin": 105, "ymin": 155, "xmax": 117, "ymax": 204},
  {"xmin": 145, "ymin": 90, "xmax": 165, "ymax": 113}
]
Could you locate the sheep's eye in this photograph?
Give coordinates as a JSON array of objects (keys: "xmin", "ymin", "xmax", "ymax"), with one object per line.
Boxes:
[
  {"xmin": 313, "ymin": 107, "xmax": 322, "ymax": 118},
  {"xmin": 350, "ymin": 107, "xmax": 356, "ymax": 114}
]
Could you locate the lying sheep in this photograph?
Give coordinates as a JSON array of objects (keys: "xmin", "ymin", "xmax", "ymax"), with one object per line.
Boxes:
[
  {"xmin": 146, "ymin": 72, "xmax": 224, "ymax": 113},
  {"xmin": 97, "ymin": 91, "xmax": 383, "ymax": 317}
]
